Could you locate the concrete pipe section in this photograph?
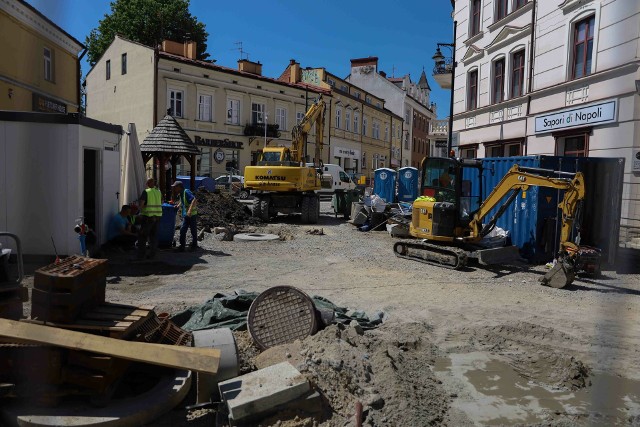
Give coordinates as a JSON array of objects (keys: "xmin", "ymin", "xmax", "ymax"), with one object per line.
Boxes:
[
  {"xmin": 192, "ymin": 328, "xmax": 239, "ymax": 404},
  {"xmin": 233, "ymin": 233, "xmax": 279, "ymax": 242}
]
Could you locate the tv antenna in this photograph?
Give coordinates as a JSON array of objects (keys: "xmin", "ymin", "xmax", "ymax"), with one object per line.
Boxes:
[{"xmin": 232, "ymin": 41, "xmax": 249, "ymax": 60}]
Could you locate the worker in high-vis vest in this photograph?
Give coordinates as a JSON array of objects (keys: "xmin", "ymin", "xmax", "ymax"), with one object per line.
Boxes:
[
  {"xmin": 171, "ymin": 180, "xmax": 198, "ymax": 252},
  {"xmin": 137, "ymin": 177, "xmax": 163, "ymax": 259}
]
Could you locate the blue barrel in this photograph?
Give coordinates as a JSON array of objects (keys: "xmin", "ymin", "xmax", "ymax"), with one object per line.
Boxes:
[
  {"xmin": 157, "ymin": 203, "xmax": 178, "ymax": 247},
  {"xmin": 373, "ymin": 168, "xmax": 397, "ymax": 203},
  {"xmin": 397, "ymin": 167, "xmax": 419, "ymax": 202},
  {"xmin": 176, "ymin": 176, "xmax": 216, "ymax": 192}
]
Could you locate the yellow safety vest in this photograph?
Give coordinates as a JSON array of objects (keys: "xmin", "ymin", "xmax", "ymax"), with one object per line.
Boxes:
[
  {"xmin": 141, "ymin": 188, "xmax": 162, "ymax": 217},
  {"xmin": 181, "ymin": 190, "xmax": 197, "ymax": 216}
]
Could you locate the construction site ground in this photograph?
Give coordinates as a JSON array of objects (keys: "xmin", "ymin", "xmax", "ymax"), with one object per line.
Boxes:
[{"xmin": 20, "ymin": 201, "xmax": 640, "ymax": 426}]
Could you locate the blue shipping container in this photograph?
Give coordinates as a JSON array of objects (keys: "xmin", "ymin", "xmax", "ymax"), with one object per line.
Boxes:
[
  {"xmin": 373, "ymin": 168, "xmax": 397, "ymax": 203},
  {"xmin": 397, "ymin": 167, "xmax": 419, "ymax": 202},
  {"xmin": 464, "ymin": 156, "xmax": 624, "ymax": 264},
  {"xmin": 176, "ymin": 176, "xmax": 216, "ymax": 192}
]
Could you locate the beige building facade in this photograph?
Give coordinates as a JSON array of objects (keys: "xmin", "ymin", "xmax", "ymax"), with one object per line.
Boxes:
[
  {"xmin": 0, "ymin": 0, "xmax": 84, "ymax": 114},
  {"xmin": 86, "ymin": 36, "xmax": 329, "ymax": 178},
  {"xmin": 280, "ymin": 61, "xmax": 403, "ymax": 181}
]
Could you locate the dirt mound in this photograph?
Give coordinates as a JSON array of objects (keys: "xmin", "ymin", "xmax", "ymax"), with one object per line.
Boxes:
[
  {"xmin": 258, "ymin": 322, "xmax": 449, "ymax": 426},
  {"xmin": 462, "ymin": 322, "xmax": 591, "ymax": 390},
  {"xmin": 196, "ymin": 190, "xmax": 261, "ymax": 228}
]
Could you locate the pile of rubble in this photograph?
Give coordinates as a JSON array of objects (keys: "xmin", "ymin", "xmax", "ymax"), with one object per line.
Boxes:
[{"xmin": 196, "ymin": 189, "xmax": 261, "ymax": 229}]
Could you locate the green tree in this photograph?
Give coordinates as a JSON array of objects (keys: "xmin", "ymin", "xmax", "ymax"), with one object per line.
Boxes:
[{"xmin": 85, "ymin": 0, "xmax": 209, "ymax": 66}]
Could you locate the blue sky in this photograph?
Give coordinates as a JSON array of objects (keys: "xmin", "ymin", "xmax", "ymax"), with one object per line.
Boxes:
[{"xmin": 29, "ymin": 0, "xmax": 455, "ymax": 118}]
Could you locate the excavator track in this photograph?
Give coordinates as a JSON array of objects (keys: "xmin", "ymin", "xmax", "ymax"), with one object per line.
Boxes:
[{"xmin": 393, "ymin": 240, "xmax": 468, "ymax": 270}]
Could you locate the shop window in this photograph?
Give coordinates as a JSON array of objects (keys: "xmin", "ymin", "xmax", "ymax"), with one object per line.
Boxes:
[
  {"xmin": 484, "ymin": 140, "xmax": 522, "ymax": 157},
  {"xmin": 493, "ymin": 58, "xmax": 505, "ymax": 104},
  {"xmin": 572, "ymin": 15, "xmax": 595, "ymax": 79},
  {"xmin": 467, "ymin": 70, "xmax": 478, "ymax": 110},
  {"xmin": 555, "ymin": 132, "xmax": 589, "ymax": 157},
  {"xmin": 470, "ymin": 0, "xmax": 482, "ymax": 36},
  {"xmin": 511, "ymin": 50, "xmax": 525, "ymax": 98},
  {"xmin": 460, "ymin": 146, "xmax": 477, "ymax": 159}
]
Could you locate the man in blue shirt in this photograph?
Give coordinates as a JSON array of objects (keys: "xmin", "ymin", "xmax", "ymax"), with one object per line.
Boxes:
[
  {"xmin": 171, "ymin": 181, "xmax": 198, "ymax": 252},
  {"xmin": 106, "ymin": 205, "xmax": 137, "ymax": 249}
]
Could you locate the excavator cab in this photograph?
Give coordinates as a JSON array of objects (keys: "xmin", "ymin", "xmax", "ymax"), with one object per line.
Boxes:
[{"xmin": 411, "ymin": 157, "xmax": 483, "ymax": 241}]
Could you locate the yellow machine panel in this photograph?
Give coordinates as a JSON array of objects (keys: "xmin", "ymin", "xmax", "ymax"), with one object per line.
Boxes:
[{"xmin": 244, "ymin": 165, "xmax": 320, "ymax": 192}]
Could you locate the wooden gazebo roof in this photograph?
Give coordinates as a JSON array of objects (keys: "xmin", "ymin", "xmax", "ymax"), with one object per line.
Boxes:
[
  {"xmin": 140, "ymin": 115, "xmax": 200, "ymax": 155},
  {"xmin": 140, "ymin": 115, "xmax": 199, "ymax": 198}
]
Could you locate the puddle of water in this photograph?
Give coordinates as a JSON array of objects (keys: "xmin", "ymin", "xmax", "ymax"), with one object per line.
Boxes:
[{"xmin": 434, "ymin": 352, "xmax": 640, "ymax": 425}]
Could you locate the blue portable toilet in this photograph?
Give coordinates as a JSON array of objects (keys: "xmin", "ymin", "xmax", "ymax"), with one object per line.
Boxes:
[
  {"xmin": 373, "ymin": 168, "xmax": 397, "ymax": 203},
  {"xmin": 177, "ymin": 175, "xmax": 216, "ymax": 192},
  {"xmin": 397, "ymin": 167, "xmax": 419, "ymax": 202}
]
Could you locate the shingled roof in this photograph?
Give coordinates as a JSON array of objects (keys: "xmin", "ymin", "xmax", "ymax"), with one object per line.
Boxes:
[{"xmin": 140, "ymin": 115, "xmax": 200, "ymax": 154}]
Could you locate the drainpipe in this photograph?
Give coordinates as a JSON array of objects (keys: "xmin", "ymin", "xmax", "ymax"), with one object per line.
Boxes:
[
  {"xmin": 77, "ymin": 48, "xmax": 86, "ymax": 114},
  {"xmin": 524, "ymin": 0, "xmax": 537, "ymax": 155},
  {"xmin": 153, "ymin": 47, "xmax": 159, "ymax": 126}
]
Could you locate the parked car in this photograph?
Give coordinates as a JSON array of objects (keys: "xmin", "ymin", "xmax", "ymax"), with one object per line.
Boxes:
[{"xmin": 214, "ymin": 175, "xmax": 249, "ymax": 199}]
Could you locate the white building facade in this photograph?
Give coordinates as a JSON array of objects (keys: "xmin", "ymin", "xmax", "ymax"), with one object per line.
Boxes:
[
  {"xmin": 451, "ymin": 0, "xmax": 640, "ymax": 246},
  {"xmin": 347, "ymin": 57, "xmax": 438, "ymax": 167}
]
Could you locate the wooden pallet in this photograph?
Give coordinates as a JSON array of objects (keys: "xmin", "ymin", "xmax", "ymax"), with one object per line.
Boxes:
[{"xmin": 25, "ymin": 302, "xmax": 156, "ymax": 338}]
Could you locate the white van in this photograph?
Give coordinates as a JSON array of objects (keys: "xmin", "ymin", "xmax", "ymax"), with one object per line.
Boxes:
[{"xmin": 307, "ymin": 163, "xmax": 357, "ymax": 194}]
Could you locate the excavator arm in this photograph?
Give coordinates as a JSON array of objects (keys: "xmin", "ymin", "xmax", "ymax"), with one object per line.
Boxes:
[
  {"xmin": 466, "ymin": 164, "xmax": 586, "ymax": 288},
  {"xmin": 467, "ymin": 165, "xmax": 585, "ymax": 247},
  {"xmin": 290, "ymin": 96, "xmax": 325, "ymax": 165}
]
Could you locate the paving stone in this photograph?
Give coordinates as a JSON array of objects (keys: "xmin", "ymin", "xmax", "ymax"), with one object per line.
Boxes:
[{"xmin": 218, "ymin": 361, "xmax": 310, "ymax": 421}]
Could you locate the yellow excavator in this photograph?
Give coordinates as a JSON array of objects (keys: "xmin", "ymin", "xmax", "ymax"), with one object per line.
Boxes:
[
  {"xmin": 393, "ymin": 157, "xmax": 586, "ymax": 288},
  {"xmin": 244, "ymin": 96, "xmax": 326, "ymax": 223}
]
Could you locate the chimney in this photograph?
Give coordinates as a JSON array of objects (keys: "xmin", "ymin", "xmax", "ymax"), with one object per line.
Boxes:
[
  {"xmin": 238, "ymin": 59, "xmax": 262, "ymax": 76},
  {"xmin": 289, "ymin": 59, "xmax": 300, "ymax": 84},
  {"xmin": 161, "ymin": 40, "xmax": 197, "ymax": 60},
  {"xmin": 350, "ymin": 56, "xmax": 379, "ymax": 72},
  {"xmin": 379, "ymin": 70, "xmax": 387, "ymax": 78}
]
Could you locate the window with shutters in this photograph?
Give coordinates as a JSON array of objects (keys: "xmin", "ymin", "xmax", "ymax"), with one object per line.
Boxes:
[{"xmin": 198, "ymin": 94, "xmax": 212, "ymax": 121}]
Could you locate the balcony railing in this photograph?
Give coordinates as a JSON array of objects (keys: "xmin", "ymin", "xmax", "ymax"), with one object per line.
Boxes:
[
  {"xmin": 430, "ymin": 119, "xmax": 449, "ymax": 136},
  {"xmin": 432, "ymin": 57, "xmax": 454, "ymax": 89},
  {"xmin": 244, "ymin": 123, "xmax": 281, "ymax": 138}
]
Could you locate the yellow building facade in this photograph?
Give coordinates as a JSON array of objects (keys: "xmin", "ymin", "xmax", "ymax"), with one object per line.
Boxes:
[
  {"xmin": 280, "ymin": 62, "xmax": 403, "ymax": 181},
  {"xmin": 0, "ymin": 0, "xmax": 83, "ymax": 113}
]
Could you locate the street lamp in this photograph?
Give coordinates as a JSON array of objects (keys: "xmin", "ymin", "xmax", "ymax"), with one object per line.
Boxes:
[{"xmin": 432, "ymin": 21, "xmax": 457, "ymax": 156}]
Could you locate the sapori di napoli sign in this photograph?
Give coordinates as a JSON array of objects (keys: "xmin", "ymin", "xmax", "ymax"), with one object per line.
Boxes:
[{"xmin": 534, "ymin": 100, "xmax": 616, "ymax": 134}]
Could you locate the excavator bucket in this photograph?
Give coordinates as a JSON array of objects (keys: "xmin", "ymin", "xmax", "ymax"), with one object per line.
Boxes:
[{"xmin": 540, "ymin": 259, "xmax": 575, "ymax": 288}]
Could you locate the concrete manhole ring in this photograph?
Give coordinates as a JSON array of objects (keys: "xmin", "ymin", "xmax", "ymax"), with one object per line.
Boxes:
[{"xmin": 233, "ymin": 233, "xmax": 280, "ymax": 242}]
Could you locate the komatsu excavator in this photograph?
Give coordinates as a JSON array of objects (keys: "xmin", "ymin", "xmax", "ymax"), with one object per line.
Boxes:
[
  {"xmin": 393, "ymin": 157, "xmax": 586, "ymax": 288},
  {"xmin": 244, "ymin": 96, "xmax": 326, "ymax": 224}
]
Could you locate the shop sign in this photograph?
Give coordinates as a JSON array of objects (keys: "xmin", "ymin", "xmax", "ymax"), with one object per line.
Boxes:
[
  {"xmin": 32, "ymin": 93, "xmax": 66, "ymax": 113},
  {"xmin": 633, "ymin": 150, "xmax": 640, "ymax": 173},
  {"xmin": 435, "ymin": 140, "xmax": 448, "ymax": 148},
  {"xmin": 194, "ymin": 136, "xmax": 243, "ymax": 149},
  {"xmin": 534, "ymin": 100, "xmax": 617, "ymax": 134},
  {"xmin": 333, "ymin": 146, "xmax": 360, "ymax": 158}
]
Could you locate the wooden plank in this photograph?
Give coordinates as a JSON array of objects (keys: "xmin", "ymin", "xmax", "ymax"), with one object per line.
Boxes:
[
  {"xmin": 81, "ymin": 312, "xmax": 143, "ymax": 322},
  {"xmin": 0, "ymin": 319, "xmax": 220, "ymax": 374},
  {"xmin": 91, "ymin": 306, "xmax": 151, "ymax": 316},
  {"xmin": 23, "ymin": 319, "xmax": 128, "ymax": 332}
]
